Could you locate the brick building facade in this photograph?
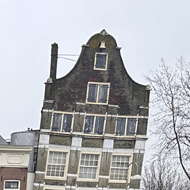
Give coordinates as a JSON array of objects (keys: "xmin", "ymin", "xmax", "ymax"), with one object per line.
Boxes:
[{"xmin": 34, "ymin": 30, "xmax": 150, "ymax": 190}]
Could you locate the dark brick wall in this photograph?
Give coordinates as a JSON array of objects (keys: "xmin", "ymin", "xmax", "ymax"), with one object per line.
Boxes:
[{"xmin": 0, "ymin": 167, "xmax": 27, "ymax": 190}]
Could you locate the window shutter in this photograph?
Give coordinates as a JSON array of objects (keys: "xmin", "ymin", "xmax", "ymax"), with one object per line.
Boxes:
[
  {"xmin": 96, "ymin": 54, "xmax": 107, "ymax": 68},
  {"xmin": 116, "ymin": 118, "xmax": 126, "ymax": 136},
  {"xmin": 52, "ymin": 113, "xmax": 62, "ymax": 131},
  {"xmin": 98, "ymin": 85, "xmax": 108, "ymax": 103},
  {"xmin": 84, "ymin": 116, "xmax": 94, "ymax": 133},
  {"xmin": 126, "ymin": 118, "xmax": 136, "ymax": 135},
  {"xmin": 94, "ymin": 116, "xmax": 105, "ymax": 134},
  {"xmin": 88, "ymin": 84, "xmax": 98, "ymax": 102},
  {"xmin": 62, "ymin": 114, "xmax": 72, "ymax": 132}
]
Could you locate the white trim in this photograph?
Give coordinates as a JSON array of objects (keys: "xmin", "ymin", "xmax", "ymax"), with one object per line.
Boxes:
[
  {"xmin": 75, "ymin": 102, "xmax": 86, "ymax": 105},
  {"xmin": 42, "ymin": 109, "xmax": 53, "ymax": 113},
  {"xmin": 35, "ymin": 171, "xmax": 46, "ymax": 174},
  {"xmin": 67, "ymin": 173, "xmax": 78, "ymax": 177},
  {"xmin": 43, "ymin": 100, "xmax": 54, "ymax": 104},
  {"xmin": 99, "ymin": 175, "xmax": 109, "ymax": 179}
]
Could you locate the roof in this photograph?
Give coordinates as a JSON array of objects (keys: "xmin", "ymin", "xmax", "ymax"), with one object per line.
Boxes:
[{"xmin": 0, "ymin": 135, "xmax": 8, "ymax": 145}]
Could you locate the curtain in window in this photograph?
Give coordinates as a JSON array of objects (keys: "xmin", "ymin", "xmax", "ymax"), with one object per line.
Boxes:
[
  {"xmin": 98, "ymin": 85, "xmax": 108, "ymax": 103},
  {"xmin": 88, "ymin": 84, "xmax": 98, "ymax": 102},
  {"xmin": 52, "ymin": 113, "xmax": 62, "ymax": 131},
  {"xmin": 126, "ymin": 118, "xmax": 136, "ymax": 135},
  {"xmin": 62, "ymin": 114, "xmax": 72, "ymax": 132},
  {"xmin": 94, "ymin": 116, "xmax": 104, "ymax": 134},
  {"xmin": 116, "ymin": 118, "xmax": 126, "ymax": 135},
  {"xmin": 96, "ymin": 54, "xmax": 107, "ymax": 68},
  {"xmin": 84, "ymin": 116, "xmax": 94, "ymax": 133}
]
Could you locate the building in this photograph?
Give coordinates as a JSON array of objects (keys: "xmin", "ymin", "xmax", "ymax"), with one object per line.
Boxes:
[
  {"xmin": 0, "ymin": 143, "xmax": 31, "ymax": 190},
  {"xmin": 34, "ymin": 30, "xmax": 150, "ymax": 190},
  {"xmin": 0, "ymin": 131, "xmax": 39, "ymax": 190}
]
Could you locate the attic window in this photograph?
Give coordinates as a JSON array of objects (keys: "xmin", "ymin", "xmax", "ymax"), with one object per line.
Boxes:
[{"xmin": 94, "ymin": 53, "xmax": 108, "ymax": 70}]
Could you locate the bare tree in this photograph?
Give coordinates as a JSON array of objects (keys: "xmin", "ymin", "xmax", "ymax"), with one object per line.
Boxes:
[
  {"xmin": 146, "ymin": 57, "xmax": 190, "ymax": 180},
  {"xmin": 141, "ymin": 154, "xmax": 190, "ymax": 190}
]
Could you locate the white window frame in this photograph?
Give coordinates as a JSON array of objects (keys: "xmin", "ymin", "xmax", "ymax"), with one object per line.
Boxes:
[
  {"xmin": 115, "ymin": 116, "xmax": 138, "ymax": 136},
  {"xmin": 109, "ymin": 154, "xmax": 133, "ymax": 183},
  {"xmin": 94, "ymin": 52, "xmax": 108, "ymax": 70},
  {"xmin": 83, "ymin": 114, "xmax": 106, "ymax": 135},
  {"xmin": 4, "ymin": 180, "xmax": 20, "ymax": 190},
  {"xmin": 86, "ymin": 82, "xmax": 110, "ymax": 105},
  {"xmin": 45, "ymin": 149, "xmax": 70, "ymax": 180},
  {"xmin": 50, "ymin": 111, "xmax": 74, "ymax": 133},
  {"xmin": 77, "ymin": 152, "xmax": 101, "ymax": 182}
]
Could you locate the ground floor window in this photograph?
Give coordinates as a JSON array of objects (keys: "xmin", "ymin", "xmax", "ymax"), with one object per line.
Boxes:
[
  {"xmin": 109, "ymin": 155, "xmax": 130, "ymax": 181},
  {"xmin": 46, "ymin": 151, "xmax": 68, "ymax": 179},
  {"xmin": 78, "ymin": 153, "xmax": 100, "ymax": 180},
  {"xmin": 4, "ymin": 181, "xmax": 20, "ymax": 190}
]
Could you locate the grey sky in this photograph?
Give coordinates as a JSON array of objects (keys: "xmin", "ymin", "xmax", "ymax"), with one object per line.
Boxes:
[{"xmin": 1, "ymin": 0, "xmax": 190, "ymax": 162}]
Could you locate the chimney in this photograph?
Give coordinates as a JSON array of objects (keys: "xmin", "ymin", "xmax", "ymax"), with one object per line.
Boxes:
[{"xmin": 50, "ymin": 43, "xmax": 58, "ymax": 80}]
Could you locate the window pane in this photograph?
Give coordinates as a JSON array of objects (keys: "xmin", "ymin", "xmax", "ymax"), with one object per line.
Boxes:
[
  {"xmin": 96, "ymin": 54, "xmax": 107, "ymax": 69},
  {"xmin": 94, "ymin": 116, "xmax": 104, "ymax": 134},
  {"xmin": 88, "ymin": 84, "xmax": 98, "ymax": 102},
  {"xmin": 52, "ymin": 113, "xmax": 62, "ymax": 131},
  {"xmin": 62, "ymin": 114, "xmax": 72, "ymax": 132},
  {"xmin": 116, "ymin": 118, "xmax": 126, "ymax": 135},
  {"xmin": 110, "ymin": 155, "xmax": 129, "ymax": 181},
  {"xmin": 84, "ymin": 116, "xmax": 94, "ymax": 134},
  {"xmin": 98, "ymin": 85, "xmax": 108, "ymax": 103},
  {"xmin": 79, "ymin": 154, "xmax": 99, "ymax": 179},
  {"xmin": 126, "ymin": 118, "xmax": 136, "ymax": 135},
  {"xmin": 5, "ymin": 181, "xmax": 19, "ymax": 189},
  {"xmin": 47, "ymin": 151, "xmax": 67, "ymax": 178}
]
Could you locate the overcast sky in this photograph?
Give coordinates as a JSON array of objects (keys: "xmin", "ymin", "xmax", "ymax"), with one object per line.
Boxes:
[{"xmin": 1, "ymin": 1, "xmax": 190, "ymax": 162}]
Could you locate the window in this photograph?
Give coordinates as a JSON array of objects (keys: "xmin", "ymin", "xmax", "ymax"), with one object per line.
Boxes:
[
  {"xmin": 51, "ymin": 112, "xmax": 73, "ymax": 132},
  {"xmin": 46, "ymin": 151, "xmax": 68, "ymax": 179},
  {"xmin": 94, "ymin": 53, "xmax": 108, "ymax": 70},
  {"xmin": 4, "ymin": 181, "xmax": 20, "ymax": 190},
  {"xmin": 78, "ymin": 153, "xmax": 100, "ymax": 180},
  {"xmin": 84, "ymin": 115, "xmax": 105, "ymax": 135},
  {"xmin": 116, "ymin": 118, "xmax": 137, "ymax": 136},
  {"xmin": 86, "ymin": 82, "xmax": 110, "ymax": 104},
  {"xmin": 110, "ymin": 155, "xmax": 130, "ymax": 181}
]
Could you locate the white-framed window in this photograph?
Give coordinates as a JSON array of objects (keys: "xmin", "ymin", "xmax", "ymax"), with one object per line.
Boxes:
[
  {"xmin": 115, "ymin": 117, "xmax": 137, "ymax": 136},
  {"xmin": 78, "ymin": 153, "xmax": 101, "ymax": 181},
  {"xmin": 51, "ymin": 112, "xmax": 73, "ymax": 133},
  {"xmin": 4, "ymin": 180, "xmax": 20, "ymax": 190},
  {"xmin": 94, "ymin": 53, "xmax": 108, "ymax": 70},
  {"xmin": 109, "ymin": 154, "xmax": 132, "ymax": 182},
  {"xmin": 86, "ymin": 82, "xmax": 110, "ymax": 104},
  {"xmin": 83, "ymin": 115, "xmax": 106, "ymax": 135},
  {"xmin": 45, "ymin": 150, "xmax": 69, "ymax": 179}
]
